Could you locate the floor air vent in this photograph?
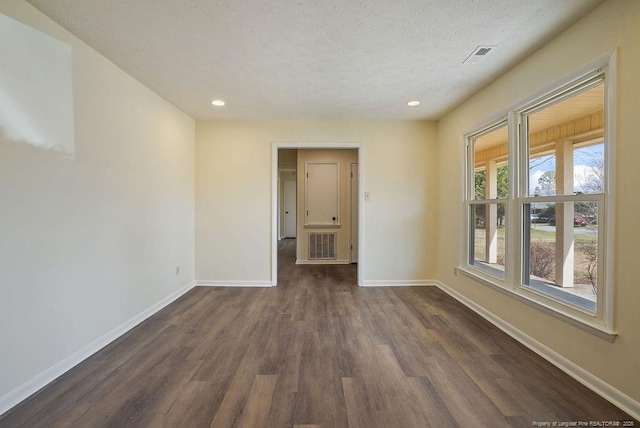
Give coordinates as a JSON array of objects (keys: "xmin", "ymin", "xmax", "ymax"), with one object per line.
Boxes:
[{"xmin": 308, "ymin": 232, "xmax": 337, "ymax": 260}]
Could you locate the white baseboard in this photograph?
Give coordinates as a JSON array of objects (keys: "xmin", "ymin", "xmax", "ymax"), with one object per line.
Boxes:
[
  {"xmin": 0, "ymin": 281, "xmax": 197, "ymax": 417},
  {"xmin": 197, "ymin": 280, "xmax": 273, "ymax": 287},
  {"xmin": 362, "ymin": 279, "xmax": 437, "ymax": 287},
  {"xmin": 295, "ymin": 259, "xmax": 351, "ymax": 265},
  {"xmin": 435, "ymin": 280, "xmax": 640, "ymax": 421}
]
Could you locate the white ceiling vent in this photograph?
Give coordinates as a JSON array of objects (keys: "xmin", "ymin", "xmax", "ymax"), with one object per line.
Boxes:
[{"xmin": 463, "ymin": 45, "xmax": 497, "ymax": 64}]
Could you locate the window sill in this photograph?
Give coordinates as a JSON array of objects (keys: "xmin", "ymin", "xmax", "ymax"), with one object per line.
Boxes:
[{"xmin": 457, "ymin": 266, "xmax": 617, "ymax": 342}]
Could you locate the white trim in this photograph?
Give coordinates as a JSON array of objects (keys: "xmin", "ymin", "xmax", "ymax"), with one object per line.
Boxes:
[
  {"xmin": 0, "ymin": 281, "xmax": 197, "ymax": 417},
  {"xmin": 196, "ymin": 280, "xmax": 272, "ymax": 287},
  {"xmin": 362, "ymin": 280, "xmax": 437, "ymax": 287},
  {"xmin": 507, "ymin": 110, "xmax": 519, "ymax": 289},
  {"xmin": 272, "ymin": 142, "xmax": 364, "ymax": 287},
  {"xmin": 277, "ymin": 172, "xmax": 281, "ymax": 241},
  {"xmin": 295, "ymin": 259, "xmax": 350, "ymax": 265},
  {"xmin": 435, "ymin": 280, "xmax": 639, "ymax": 421},
  {"xmin": 349, "ymin": 161, "xmax": 359, "ymax": 264},
  {"xmin": 602, "ymin": 49, "xmax": 617, "ymax": 331}
]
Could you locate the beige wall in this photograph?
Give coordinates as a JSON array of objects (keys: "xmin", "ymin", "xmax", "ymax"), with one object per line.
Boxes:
[
  {"xmin": 195, "ymin": 120, "xmax": 438, "ymax": 284},
  {"xmin": 0, "ymin": 0, "xmax": 195, "ymax": 403},
  {"xmin": 436, "ymin": 0, "xmax": 640, "ymax": 403},
  {"xmin": 296, "ymin": 149, "xmax": 358, "ymax": 263}
]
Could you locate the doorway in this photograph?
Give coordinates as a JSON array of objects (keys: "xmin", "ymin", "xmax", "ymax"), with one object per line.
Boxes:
[
  {"xmin": 283, "ymin": 180, "xmax": 297, "ymax": 238},
  {"xmin": 272, "ymin": 142, "xmax": 364, "ymax": 286}
]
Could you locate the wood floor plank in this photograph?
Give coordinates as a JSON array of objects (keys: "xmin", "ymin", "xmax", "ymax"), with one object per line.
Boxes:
[
  {"xmin": 0, "ymin": 238, "xmax": 634, "ymax": 427},
  {"xmin": 150, "ymin": 380, "xmax": 218, "ymax": 428},
  {"xmin": 342, "ymin": 377, "xmax": 378, "ymax": 428},
  {"xmin": 237, "ymin": 375, "xmax": 278, "ymax": 428},
  {"xmin": 209, "ymin": 353, "xmax": 264, "ymax": 428}
]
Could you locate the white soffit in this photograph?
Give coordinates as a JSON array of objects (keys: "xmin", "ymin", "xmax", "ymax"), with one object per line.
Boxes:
[{"xmin": 25, "ymin": 0, "xmax": 604, "ymax": 121}]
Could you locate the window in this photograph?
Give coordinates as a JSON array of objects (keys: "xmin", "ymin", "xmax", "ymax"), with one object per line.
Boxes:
[
  {"xmin": 463, "ymin": 56, "xmax": 614, "ymax": 335},
  {"xmin": 520, "ymin": 77, "xmax": 605, "ymax": 314},
  {"xmin": 467, "ymin": 121, "xmax": 509, "ymax": 279}
]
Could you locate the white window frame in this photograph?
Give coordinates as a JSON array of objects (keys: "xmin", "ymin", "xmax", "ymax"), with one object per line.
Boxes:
[
  {"xmin": 465, "ymin": 119, "xmax": 510, "ymax": 283},
  {"xmin": 459, "ymin": 51, "xmax": 616, "ymax": 339}
]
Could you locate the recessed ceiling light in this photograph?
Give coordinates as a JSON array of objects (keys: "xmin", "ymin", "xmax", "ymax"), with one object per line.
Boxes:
[
  {"xmin": 211, "ymin": 100, "xmax": 225, "ymax": 107},
  {"xmin": 407, "ymin": 101, "xmax": 420, "ymax": 107}
]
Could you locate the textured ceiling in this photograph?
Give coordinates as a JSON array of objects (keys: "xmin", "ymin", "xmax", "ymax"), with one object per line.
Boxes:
[{"xmin": 25, "ymin": 0, "xmax": 604, "ymax": 121}]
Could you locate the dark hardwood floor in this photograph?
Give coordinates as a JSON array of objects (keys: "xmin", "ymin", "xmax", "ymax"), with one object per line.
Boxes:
[{"xmin": 0, "ymin": 238, "xmax": 633, "ymax": 427}]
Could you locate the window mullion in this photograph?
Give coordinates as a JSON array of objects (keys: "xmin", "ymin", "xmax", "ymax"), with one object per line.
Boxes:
[{"xmin": 505, "ymin": 111, "xmax": 522, "ymax": 290}]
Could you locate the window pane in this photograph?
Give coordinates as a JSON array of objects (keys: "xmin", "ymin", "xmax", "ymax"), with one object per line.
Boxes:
[
  {"xmin": 574, "ymin": 144, "xmax": 605, "ymax": 194},
  {"xmin": 470, "ymin": 203, "xmax": 507, "ymax": 279},
  {"xmin": 527, "ymin": 83, "xmax": 605, "ymax": 197},
  {"xmin": 474, "ymin": 124, "xmax": 508, "ymax": 200},
  {"xmin": 522, "ymin": 202, "xmax": 599, "ymax": 312}
]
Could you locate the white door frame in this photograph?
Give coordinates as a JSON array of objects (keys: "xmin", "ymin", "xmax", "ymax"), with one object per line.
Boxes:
[
  {"xmin": 350, "ymin": 162, "xmax": 359, "ymax": 263},
  {"xmin": 271, "ymin": 142, "xmax": 364, "ymax": 286}
]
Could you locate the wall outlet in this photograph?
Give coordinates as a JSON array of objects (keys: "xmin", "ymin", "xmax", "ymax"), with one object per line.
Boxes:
[
  {"xmin": 176, "ymin": 266, "xmax": 180, "ymax": 275},
  {"xmin": 364, "ymin": 191, "xmax": 370, "ymax": 201},
  {"xmin": 453, "ymin": 267, "xmax": 458, "ymax": 276}
]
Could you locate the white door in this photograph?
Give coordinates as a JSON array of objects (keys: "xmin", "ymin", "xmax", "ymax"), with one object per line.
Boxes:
[
  {"xmin": 305, "ymin": 162, "xmax": 340, "ymax": 225},
  {"xmin": 284, "ymin": 180, "xmax": 297, "ymax": 238},
  {"xmin": 350, "ymin": 163, "xmax": 359, "ymax": 263}
]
